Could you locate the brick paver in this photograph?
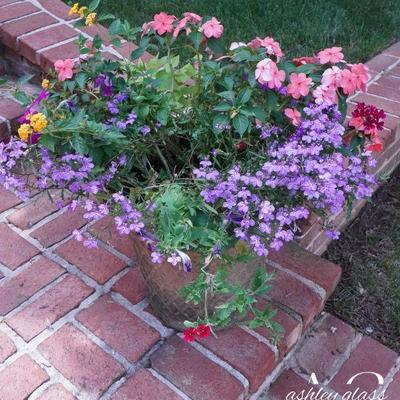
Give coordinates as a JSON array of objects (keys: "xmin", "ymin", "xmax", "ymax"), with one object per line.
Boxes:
[{"xmin": 0, "ymin": 2, "xmax": 399, "ymax": 399}]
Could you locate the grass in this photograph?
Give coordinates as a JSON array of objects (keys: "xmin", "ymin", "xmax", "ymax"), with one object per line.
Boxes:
[
  {"xmin": 76, "ymin": 0, "xmax": 400, "ymax": 62},
  {"xmin": 325, "ymin": 166, "xmax": 400, "ymax": 352}
]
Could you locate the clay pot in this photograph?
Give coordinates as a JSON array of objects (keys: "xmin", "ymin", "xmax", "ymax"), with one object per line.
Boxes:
[{"xmin": 132, "ymin": 237, "xmax": 261, "ymax": 330}]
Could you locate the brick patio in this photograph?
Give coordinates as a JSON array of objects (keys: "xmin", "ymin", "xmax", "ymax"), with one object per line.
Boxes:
[{"xmin": 1, "ymin": 0, "xmax": 400, "ymax": 399}]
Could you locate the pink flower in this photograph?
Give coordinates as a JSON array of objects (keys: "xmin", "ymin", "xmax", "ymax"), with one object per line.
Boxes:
[
  {"xmin": 151, "ymin": 12, "xmax": 176, "ymax": 35},
  {"xmin": 255, "ymin": 58, "xmax": 285, "ymax": 89},
  {"xmin": 339, "ymin": 68, "xmax": 357, "ymax": 95},
  {"xmin": 202, "ymin": 17, "xmax": 224, "ymax": 39},
  {"xmin": 351, "ymin": 63, "xmax": 369, "ymax": 92},
  {"xmin": 249, "ymin": 37, "xmax": 263, "ymax": 49},
  {"xmin": 287, "ymin": 72, "xmax": 313, "ymax": 99},
  {"xmin": 54, "ymin": 59, "xmax": 74, "ymax": 81},
  {"xmin": 284, "ymin": 108, "xmax": 301, "ymax": 126},
  {"xmin": 317, "ymin": 46, "xmax": 344, "ymax": 64},
  {"xmin": 173, "ymin": 17, "xmax": 190, "ymax": 37},
  {"xmin": 348, "ymin": 115, "xmax": 364, "ymax": 130},
  {"xmin": 313, "ymin": 85, "xmax": 338, "ymax": 105},
  {"xmin": 321, "ymin": 66, "xmax": 342, "ymax": 88},
  {"xmin": 261, "ymin": 37, "xmax": 283, "ymax": 61},
  {"xmin": 142, "ymin": 21, "xmax": 152, "ymax": 36},
  {"xmin": 183, "ymin": 12, "xmax": 202, "ymax": 23},
  {"xmin": 292, "ymin": 56, "xmax": 318, "ymax": 66}
]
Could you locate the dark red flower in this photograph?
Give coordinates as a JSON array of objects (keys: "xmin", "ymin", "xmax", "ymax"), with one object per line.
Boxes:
[
  {"xmin": 183, "ymin": 327, "xmax": 197, "ymax": 342},
  {"xmin": 351, "ymin": 102, "xmax": 386, "ymax": 133},
  {"xmin": 196, "ymin": 324, "xmax": 211, "ymax": 339},
  {"xmin": 236, "ymin": 141, "xmax": 247, "ymax": 152}
]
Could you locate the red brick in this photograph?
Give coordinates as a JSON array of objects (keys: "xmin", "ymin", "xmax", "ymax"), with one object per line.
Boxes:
[
  {"xmin": 0, "ymin": 255, "xmax": 64, "ymax": 316},
  {"xmin": 0, "ymin": 13, "xmax": 57, "ymax": 50},
  {"xmin": 111, "ymin": 268, "xmax": 147, "ymax": 304},
  {"xmin": 0, "ymin": 331, "xmax": 16, "ymax": 363},
  {"xmin": 56, "ymin": 239, "xmax": 126, "ymax": 283},
  {"xmin": 266, "ymin": 266, "xmax": 324, "ymax": 329},
  {"xmin": 77, "ymin": 295, "xmax": 159, "ymax": 362},
  {"xmin": 40, "ymin": 41, "xmax": 80, "ymax": 71},
  {"xmin": 268, "ymin": 369, "xmax": 315, "ymax": 400},
  {"xmin": 268, "ymin": 242, "xmax": 342, "ymax": 296},
  {"xmin": 351, "ymin": 93, "xmax": 400, "ymax": 117},
  {"xmin": 385, "ymin": 371, "xmax": 400, "ymax": 400},
  {"xmin": 91, "ymin": 217, "xmax": 136, "ymax": 258},
  {"xmin": 117, "ymin": 41, "xmax": 153, "ymax": 63},
  {"xmin": 294, "ymin": 314, "xmax": 356, "ymax": 382},
  {"xmin": 39, "ymin": 324, "xmax": 124, "ymax": 397},
  {"xmin": 0, "ymin": 97, "xmax": 24, "ymax": 121},
  {"xmin": 373, "ymin": 74, "xmax": 400, "ymax": 89},
  {"xmin": 365, "ymin": 54, "xmax": 398, "ymax": 72},
  {"xmin": 7, "ymin": 275, "xmax": 94, "ymax": 341},
  {"xmin": 198, "ymin": 326, "xmax": 277, "ymax": 391},
  {"xmin": 20, "ymin": 25, "xmax": 77, "ymax": 64},
  {"xmin": 112, "ymin": 369, "xmax": 181, "ymax": 400},
  {"xmin": 37, "ymin": 0, "xmax": 76, "ymax": 21},
  {"xmin": 383, "ymin": 42, "xmax": 400, "ymax": 58},
  {"xmin": 391, "ymin": 65, "xmax": 400, "ymax": 77},
  {"xmin": 37, "ymin": 384, "xmax": 76, "ymax": 400},
  {"xmin": 151, "ymin": 335, "xmax": 245, "ymax": 400},
  {"xmin": 0, "ymin": 223, "xmax": 39, "ymax": 270},
  {"xmin": 0, "ymin": 355, "xmax": 49, "ymax": 400},
  {"xmin": 0, "ymin": 186, "xmax": 22, "ymax": 212},
  {"xmin": 367, "ymin": 82, "xmax": 400, "ymax": 103},
  {"xmin": 80, "ymin": 24, "xmax": 111, "ymax": 45},
  {"xmin": 252, "ymin": 301, "xmax": 302, "ymax": 358},
  {"xmin": 330, "ymin": 336, "xmax": 397, "ymax": 395},
  {"xmin": 8, "ymin": 191, "xmax": 64, "ymax": 229},
  {"xmin": 30, "ymin": 207, "xmax": 86, "ymax": 247},
  {"xmin": 0, "ymin": 119, "xmax": 9, "ymax": 140},
  {"xmin": 0, "ymin": 2, "xmax": 39, "ymax": 24},
  {"xmin": 0, "ymin": 0, "xmax": 20, "ymax": 6}
]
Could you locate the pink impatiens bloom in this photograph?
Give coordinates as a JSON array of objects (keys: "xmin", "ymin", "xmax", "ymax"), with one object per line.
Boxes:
[
  {"xmin": 249, "ymin": 37, "xmax": 263, "ymax": 49},
  {"xmin": 54, "ymin": 59, "xmax": 74, "ymax": 81},
  {"xmin": 313, "ymin": 85, "xmax": 338, "ymax": 105},
  {"xmin": 173, "ymin": 17, "xmax": 190, "ymax": 37},
  {"xmin": 261, "ymin": 37, "xmax": 284, "ymax": 61},
  {"xmin": 287, "ymin": 72, "xmax": 313, "ymax": 99},
  {"xmin": 202, "ymin": 17, "xmax": 224, "ymax": 38},
  {"xmin": 317, "ymin": 46, "xmax": 344, "ymax": 64},
  {"xmin": 339, "ymin": 68, "xmax": 357, "ymax": 95},
  {"xmin": 321, "ymin": 66, "xmax": 342, "ymax": 88},
  {"xmin": 183, "ymin": 12, "xmax": 202, "ymax": 23},
  {"xmin": 284, "ymin": 108, "xmax": 301, "ymax": 126},
  {"xmin": 351, "ymin": 63, "xmax": 369, "ymax": 92},
  {"xmin": 255, "ymin": 58, "xmax": 285, "ymax": 89},
  {"xmin": 151, "ymin": 12, "xmax": 176, "ymax": 35}
]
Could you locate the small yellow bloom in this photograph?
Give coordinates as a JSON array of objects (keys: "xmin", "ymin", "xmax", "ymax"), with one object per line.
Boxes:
[
  {"xmin": 85, "ymin": 12, "xmax": 96, "ymax": 26},
  {"xmin": 41, "ymin": 79, "xmax": 49, "ymax": 90},
  {"xmin": 78, "ymin": 6, "xmax": 88, "ymax": 17},
  {"xmin": 69, "ymin": 3, "xmax": 80, "ymax": 16},
  {"xmin": 18, "ymin": 124, "xmax": 33, "ymax": 142},
  {"xmin": 29, "ymin": 113, "xmax": 48, "ymax": 133}
]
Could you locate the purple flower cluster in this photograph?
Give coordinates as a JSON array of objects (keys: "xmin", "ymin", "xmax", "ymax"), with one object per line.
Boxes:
[{"xmin": 94, "ymin": 74, "xmax": 113, "ymax": 97}]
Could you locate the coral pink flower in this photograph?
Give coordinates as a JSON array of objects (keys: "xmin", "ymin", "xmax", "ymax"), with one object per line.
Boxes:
[
  {"xmin": 284, "ymin": 108, "xmax": 301, "ymax": 126},
  {"xmin": 313, "ymin": 85, "xmax": 338, "ymax": 105},
  {"xmin": 287, "ymin": 72, "xmax": 313, "ymax": 99},
  {"xmin": 249, "ymin": 37, "xmax": 263, "ymax": 49},
  {"xmin": 351, "ymin": 63, "xmax": 369, "ymax": 92},
  {"xmin": 54, "ymin": 59, "xmax": 74, "ymax": 81},
  {"xmin": 261, "ymin": 37, "xmax": 283, "ymax": 61},
  {"xmin": 348, "ymin": 115, "xmax": 364, "ymax": 130},
  {"xmin": 255, "ymin": 58, "xmax": 285, "ymax": 89},
  {"xmin": 173, "ymin": 17, "xmax": 190, "ymax": 37},
  {"xmin": 151, "ymin": 12, "xmax": 176, "ymax": 35},
  {"xmin": 317, "ymin": 46, "xmax": 344, "ymax": 64},
  {"xmin": 183, "ymin": 327, "xmax": 197, "ymax": 342},
  {"xmin": 339, "ymin": 68, "xmax": 357, "ymax": 95},
  {"xmin": 183, "ymin": 12, "xmax": 202, "ymax": 23},
  {"xmin": 292, "ymin": 56, "xmax": 318, "ymax": 66},
  {"xmin": 202, "ymin": 17, "xmax": 224, "ymax": 39},
  {"xmin": 142, "ymin": 21, "xmax": 152, "ymax": 36},
  {"xmin": 321, "ymin": 66, "xmax": 342, "ymax": 88}
]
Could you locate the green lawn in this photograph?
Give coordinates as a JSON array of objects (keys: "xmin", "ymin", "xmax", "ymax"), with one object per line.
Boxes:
[
  {"xmin": 325, "ymin": 166, "xmax": 400, "ymax": 352},
  {"xmin": 76, "ymin": 0, "xmax": 400, "ymax": 62}
]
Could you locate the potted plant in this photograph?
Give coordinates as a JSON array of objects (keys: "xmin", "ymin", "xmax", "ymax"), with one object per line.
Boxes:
[{"xmin": 1, "ymin": 1, "xmax": 385, "ymax": 342}]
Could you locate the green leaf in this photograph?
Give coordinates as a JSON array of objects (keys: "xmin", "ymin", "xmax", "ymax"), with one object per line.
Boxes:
[
  {"xmin": 296, "ymin": 63, "xmax": 316, "ymax": 74},
  {"xmin": 92, "ymin": 34, "xmax": 103, "ymax": 49},
  {"xmin": 75, "ymin": 72, "xmax": 88, "ymax": 89},
  {"xmin": 212, "ymin": 114, "xmax": 230, "ymax": 133},
  {"xmin": 266, "ymin": 90, "xmax": 279, "ymax": 111},
  {"xmin": 207, "ymin": 38, "xmax": 225, "ymax": 54},
  {"xmin": 189, "ymin": 31, "xmax": 201, "ymax": 49},
  {"xmin": 213, "ymin": 103, "xmax": 231, "ymax": 112},
  {"xmin": 110, "ymin": 37, "xmax": 122, "ymax": 48},
  {"xmin": 108, "ymin": 19, "xmax": 122, "ymax": 36},
  {"xmin": 88, "ymin": 0, "xmax": 101, "ymax": 11},
  {"xmin": 18, "ymin": 74, "xmax": 34, "ymax": 85},
  {"xmin": 237, "ymin": 88, "xmax": 252, "ymax": 105},
  {"xmin": 232, "ymin": 114, "xmax": 249, "ymax": 135},
  {"xmin": 217, "ymin": 90, "xmax": 235, "ymax": 102},
  {"xmin": 97, "ymin": 13, "xmax": 115, "ymax": 22},
  {"xmin": 71, "ymin": 134, "xmax": 88, "ymax": 155},
  {"xmin": 252, "ymin": 106, "xmax": 267, "ymax": 121},
  {"xmin": 13, "ymin": 90, "xmax": 29, "ymax": 106},
  {"xmin": 232, "ymin": 49, "xmax": 252, "ymax": 62},
  {"xmin": 156, "ymin": 108, "xmax": 169, "ymax": 125},
  {"xmin": 39, "ymin": 134, "xmax": 56, "ymax": 152},
  {"xmin": 131, "ymin": 47, "xmax": 145, "ymax": 60}
]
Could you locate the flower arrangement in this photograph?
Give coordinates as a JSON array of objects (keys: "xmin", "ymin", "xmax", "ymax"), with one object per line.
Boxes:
[{"xmin": 1, "ymin": 0, "xmax": 385, "ymax": 340}]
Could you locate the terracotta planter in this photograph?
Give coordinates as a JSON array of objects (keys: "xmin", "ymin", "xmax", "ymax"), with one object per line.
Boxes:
[{"xmin": 132, "ymin": 237, "xmax": 261, "ymax": 330}]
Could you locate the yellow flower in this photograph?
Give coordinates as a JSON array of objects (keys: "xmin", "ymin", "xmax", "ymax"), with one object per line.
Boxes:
[
  {"xmin": 29, "ymin": 113, "xmax": 48, "ymax": 132},
  {"xmin": 85, "ymin": 12, "xmax": 96, "ymax": 26},
  {"xmin": 18, "ymin": 124, "xmax": 33, "ymax": 142},
  {"xmin": 41, "ymin": 79, "xmax": 49, "ymax": 90},
  {"xmin": 78, "ymin": 6, "xmax": 88, "ymax": 17},
  {"xmin": 69, "ymin": 3, "xmax": 80, "ymax": 16}
]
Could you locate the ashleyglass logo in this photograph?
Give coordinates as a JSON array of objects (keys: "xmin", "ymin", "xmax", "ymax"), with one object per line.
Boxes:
[{"xmin": 285, "ymin": 372, "xmax": 388, "ymax": 400}]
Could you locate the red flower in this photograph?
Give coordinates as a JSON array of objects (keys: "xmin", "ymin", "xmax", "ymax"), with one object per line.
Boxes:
[
  {"xmin": 183, "ymin": 327, "xmax": 197, "ymax": 342},
  {"xmin": 351, "ymin": 102, "xmax": 386, "ymax": 133},
  {"xmin": 196, "ymin": 324, "xmax": 211, "ymax": 339}
]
